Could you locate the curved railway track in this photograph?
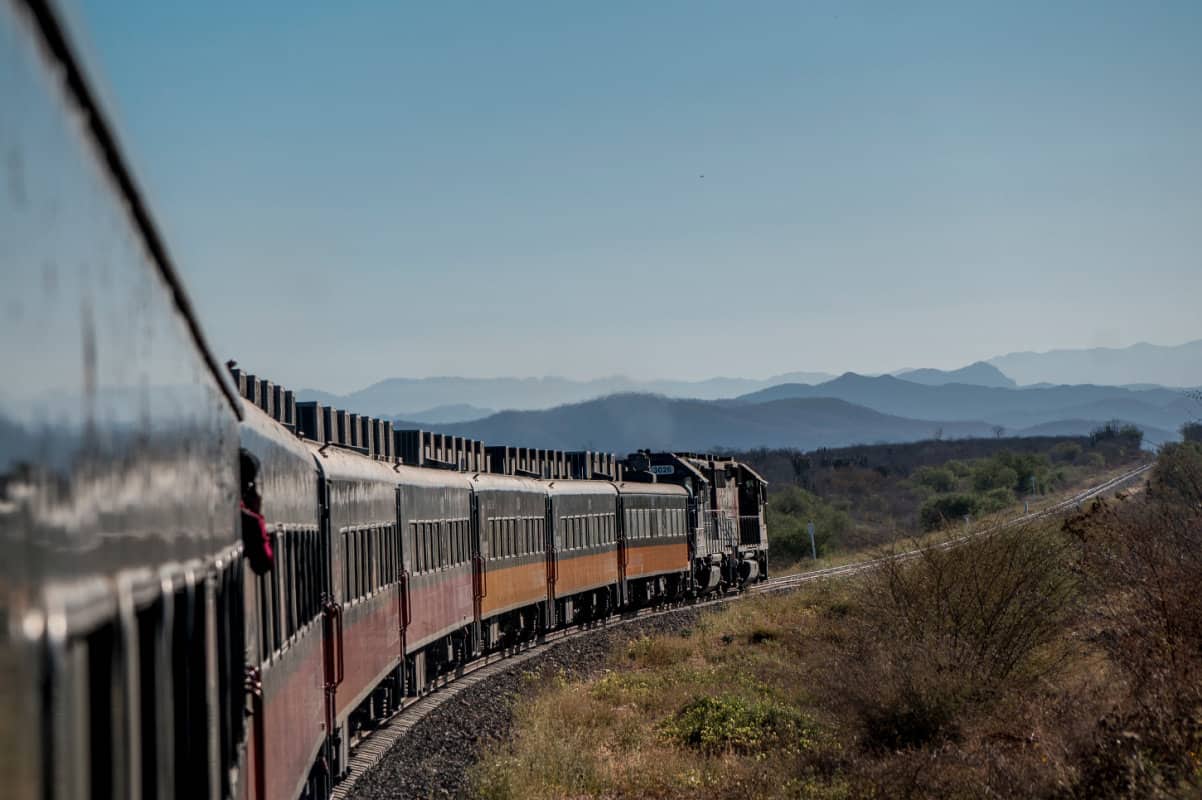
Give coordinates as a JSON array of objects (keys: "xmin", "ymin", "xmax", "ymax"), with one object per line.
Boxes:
[{"xmin": 332, "ymin": 463, "xmax": 1153, "ymax": 799}]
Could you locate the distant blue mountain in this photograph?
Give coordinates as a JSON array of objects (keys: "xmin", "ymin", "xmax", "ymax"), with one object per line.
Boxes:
[
  {"xmin": 896, "ymin": 361, "xmax": 1016, "ymax": 389},
  {"xmin": 988, "ymin": 339, "xmax": 1202, "ymax": 387},
  {"xmin": 433, "ymin": 393, "xmax": 996, "ymax": 453}
]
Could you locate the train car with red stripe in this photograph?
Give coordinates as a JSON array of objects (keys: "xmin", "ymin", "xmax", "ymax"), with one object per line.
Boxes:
[
  {"xmin": 395, "ymin": 465, "xmax": 474, "ymax": 691},
  {"xmin": 309, "ymin": 445, "xmax": 406, "ymax": 780},
  {"xmin": 240, "ymin": 402, "xmax": 329, "ymax": 800}
]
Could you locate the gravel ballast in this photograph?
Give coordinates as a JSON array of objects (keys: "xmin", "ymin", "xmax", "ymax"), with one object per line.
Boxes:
[{"xmin": 349, "ymin": 607, "xmax": 703, "ymax": 800}]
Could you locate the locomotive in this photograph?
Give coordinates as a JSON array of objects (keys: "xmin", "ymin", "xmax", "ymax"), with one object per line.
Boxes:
[{"xmin": 0, "ymin": 2, "xmax": 768, "ymax": 799}]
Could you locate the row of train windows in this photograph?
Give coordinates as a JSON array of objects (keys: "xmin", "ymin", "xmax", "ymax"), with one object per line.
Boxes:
[
  {"xmin": 624, "ymin": 507, "xmax": 687, "ymax": 540},
  {"xmin": 411, "ymin": 518, "xmax": 471, "ymax": 574},
  {"xmin": 258, "ymin": 526, "xmax": 326, "ymax": 657},
  {"xmin": 560, "ymin": 513, "xmax": 615, "ymax": 551},
  {"xmin": 343, "ymin": 525, "xmax": 400, "ymax": 603},
  {"xmin": 487, "ymin": 515, "xmax": 545, "ymax": 560}
]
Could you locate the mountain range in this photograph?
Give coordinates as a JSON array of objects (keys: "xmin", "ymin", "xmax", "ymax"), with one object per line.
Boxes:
[
  {"xmin": 298, "ymin": 372, "xmax": 837, "ymax": 420},
  {"xmin": 292, "ymin": 339, "xmax": 1199, "ymax": 452},
  {"xmin": 299, "ymin": 340, "xmax": 1200, "ymax": 419},
  {"xmin": 987, "ymin": 339, "xmax": 1202, "ymax": 387}
]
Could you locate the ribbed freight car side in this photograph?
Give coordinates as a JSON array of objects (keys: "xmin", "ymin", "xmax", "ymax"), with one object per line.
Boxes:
[
  {"xmin": 240, "ymin": 403, "xmax": 327, "ymax": 800},
  {"xmin": 309, "ymin": 445, "xmax": 404, "ymax": 779},
  {"xmin": 470, "ymin": 473, "xmax": 549, "ymax": 648},
  {"xmin": 615, "ymin": 482, "xmax": 690, "ymax": 607},
  {"xmin": 395, "ymin": 464, "xmax": 474, "ymax": 691},
  {"xmin": 546, "ymin": 481, "xmax": 620, "ymax": 625}
]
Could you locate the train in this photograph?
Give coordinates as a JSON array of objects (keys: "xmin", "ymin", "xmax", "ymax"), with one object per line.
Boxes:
[{"xmin": 0, "ymin": 3, "xmax": 770, "ymax": 799}]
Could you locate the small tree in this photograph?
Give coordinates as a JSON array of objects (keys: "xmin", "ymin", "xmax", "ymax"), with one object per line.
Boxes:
[
  {"xmin": 1182, "ymin": 421, "xmax": 1202, "ymax": 444},
  {"xmin": 992, "ymin": 425, "xmax": 1005, "ymax": 439}
]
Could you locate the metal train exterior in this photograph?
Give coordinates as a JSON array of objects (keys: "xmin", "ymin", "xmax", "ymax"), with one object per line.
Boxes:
[{"xmin": 0, "ymin": 2, "xmax": 769, "ymax": 798}]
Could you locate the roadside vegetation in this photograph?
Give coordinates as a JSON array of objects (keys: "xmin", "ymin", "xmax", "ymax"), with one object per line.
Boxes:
[
  {"xmin": 744, "ymin": 426, "xmax": 1144, "ymax": 567},
  {"xmin": 472, "ymin": 438, "xmax": 1200, "ymax": 799}
]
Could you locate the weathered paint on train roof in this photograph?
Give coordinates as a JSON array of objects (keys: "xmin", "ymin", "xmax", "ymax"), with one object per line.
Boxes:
[
  {"xmin": 242, "ymin": 400, "xmax": 314, "ymax": 462},
  {"xmin": 737, "ymin": 462, "xmax": 769, "ymax": 485},
  {"xmin": 468, "ymin": 472, "xmax": 546, "ymax": 494},
  {"xmin": 544, "ymin": 479, "xmax": 619, "ymax": 497},
  {"xmin": 392, "ymin": 462, "xmax": 473, "ymax": 491},
  {"xmin": 613, "ymin": 481, "xmax": 688, "ymax": 498},
  {"xmin": 304, "ymin": 440, "xmax": 398, "ymax": 483}
]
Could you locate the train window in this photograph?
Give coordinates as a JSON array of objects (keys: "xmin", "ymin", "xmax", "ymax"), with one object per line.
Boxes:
[
  {"xmin": 346, "ymin": 531, "xmax": 355, "ymax": 599},
  {"xmin": 442, "ymin": 520, "xmax": 450, "ymax": 567},
  {"xmin": 417, "ymin": 522, "xmax": 425, "ymax": 572}
]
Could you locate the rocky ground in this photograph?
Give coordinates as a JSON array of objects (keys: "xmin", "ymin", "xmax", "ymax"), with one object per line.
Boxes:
[{"xmin": 349, "ymin": 607, "xmax": 703, "ymax": 800}]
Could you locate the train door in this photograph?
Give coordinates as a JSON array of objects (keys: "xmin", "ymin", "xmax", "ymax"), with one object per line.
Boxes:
[
  {"xmin": 615, "ymin": 496, "xmax": 629, "ymax": 607},
  {"xmin": 469, "ymin": 492, "xmax": 484, "ymax": 652},
  {"xmin": 544, "ymin": 496, "xmax": 558, "ymax": 628},
  {"xmin": 318, "ymin": 478, "xmax": 345, "ymax": 782},
  {"xmin": 396, "ymin": 486, "xmax": 412, "ymax": 663}
]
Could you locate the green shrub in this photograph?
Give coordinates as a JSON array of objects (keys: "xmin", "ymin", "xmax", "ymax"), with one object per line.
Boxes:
[
  {"xmin": 971, "ymin": 461, "xmax": 1019, "ymax": 493},
  {"xmin": 912, "ymin": 465, "xmax": 958, "ymax": 493},
  {"xmin": 1152, "ymin": 442, "xmax": 1202, "ymax": 506},
  {"xmin": 766, "ymin": 486, "xmax": 850, "ymax": 561},
  {"xmin": 945, "ymin": 459, "xmax": 971, "ymax": 477},
  {"xmin": 977, "ymin": 487, "xmax": 1015, "ymax": 514},
  {"xmin": 919, "ymin": 493, "xmax": 980, "ymax": 530},
  {"xmin": 661, "ymin": 694, "xmax": 813, "ymax": 754},
  {"xmin": 1051, "ymin": 441, "xmax": 1084, "ymax": 463}
]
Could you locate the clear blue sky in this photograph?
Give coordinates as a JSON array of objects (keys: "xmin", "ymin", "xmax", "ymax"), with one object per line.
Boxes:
[{"xmin": 76, "ymin": 0, "xmax": 1202, "ymax": 393}]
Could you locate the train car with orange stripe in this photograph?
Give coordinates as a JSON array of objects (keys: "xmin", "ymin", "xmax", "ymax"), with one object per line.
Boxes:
[
  {"xmin": 615, "ymin": 482, "xmax": 690, "ymax": 607},
  {"xmin": 546, "ymin": 481, "xmax": 621, "ymax": 625},
  {"xmin": 471, "ymin": 473, "xmax": 550, "ymax": 649}
]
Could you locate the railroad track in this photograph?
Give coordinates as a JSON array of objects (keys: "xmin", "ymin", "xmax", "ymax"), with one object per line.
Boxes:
[{"xmin": 332, "ymin": 462, "xmax": 1152, "ymax": 799}]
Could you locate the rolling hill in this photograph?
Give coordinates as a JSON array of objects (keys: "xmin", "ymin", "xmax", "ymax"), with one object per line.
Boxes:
[
  {"xmin": 427, "ymin": 393, "xmax": 997, "ymax": 453},
  {"xmin": 736, "ymin": 373, "xmax": 1193, "ymax": 438}
]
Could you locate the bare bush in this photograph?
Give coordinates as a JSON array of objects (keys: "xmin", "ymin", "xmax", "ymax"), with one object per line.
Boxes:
[
  {"xmin": 1064, "ymin": 484, "xmax": 1202, "ymax": 797},
  {"xmin": 831, "ymin": 525, "xmax": 1079, "ymax": 752}
]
